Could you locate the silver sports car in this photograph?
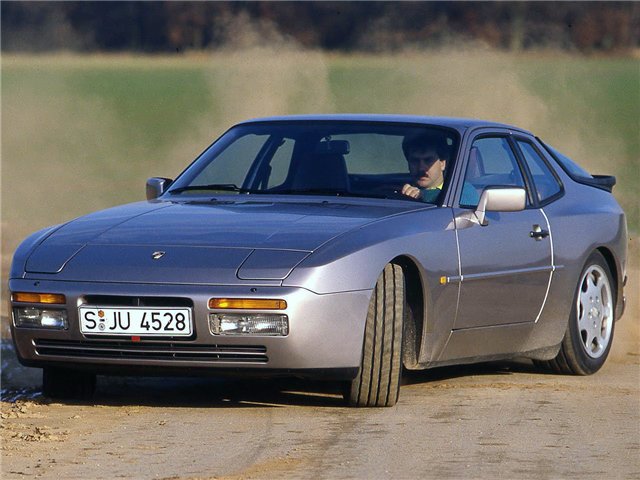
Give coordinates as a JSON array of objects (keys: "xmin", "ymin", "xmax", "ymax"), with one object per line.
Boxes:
[{"xmin": 10, "ymin": 115, "xmax": 628, "ymax": 407}]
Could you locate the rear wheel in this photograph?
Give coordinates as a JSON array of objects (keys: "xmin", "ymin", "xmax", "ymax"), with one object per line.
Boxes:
[
  {"xmin": 541, "ymin": 251, "xmax": 615, "ymax": 375},
  {"xmin": 344, "ymin": 263, "xmax": 404, "ymax": 407},
  {"xmin": 42, "ymin": 367, "xmax": 96, "ymax": 400}
]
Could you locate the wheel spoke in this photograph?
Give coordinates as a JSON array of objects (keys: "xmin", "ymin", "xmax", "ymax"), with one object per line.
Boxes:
[
  {"xmin": 577, "ymin": 301, "xmax": 589, "ymax": 328},
  {"xmin": 594, "ymin": 329, "xmax": 607, "ymax": 351},
  {"xmin": 585, "ymin": 324, "xmax": 597, "ymax": 353},
  {"xmin": 585, "ymin": 274, "xmax": 599, "ymax": 301}
]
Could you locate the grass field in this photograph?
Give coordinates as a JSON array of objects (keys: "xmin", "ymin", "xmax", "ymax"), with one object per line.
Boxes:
[{"xmin": 1, "ymin": 51, "xmax": 638, "ymax": 326}]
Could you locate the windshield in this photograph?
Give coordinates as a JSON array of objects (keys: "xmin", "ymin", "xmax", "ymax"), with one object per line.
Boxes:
[{"xmin": 167, "ymin": 122, "xmax": 460, "ymax": 202}]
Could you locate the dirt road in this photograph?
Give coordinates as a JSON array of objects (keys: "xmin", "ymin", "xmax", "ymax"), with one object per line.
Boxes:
[{"xmin": 2, "ymin": 317, "xmax": 638, "ymax": 480}]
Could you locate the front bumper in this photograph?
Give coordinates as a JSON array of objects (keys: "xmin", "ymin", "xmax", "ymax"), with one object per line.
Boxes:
[{"xmin": 9, "ymin": 279, "xmax": 371, "ymax": 380}]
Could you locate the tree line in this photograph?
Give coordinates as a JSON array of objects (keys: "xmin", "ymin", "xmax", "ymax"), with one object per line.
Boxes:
[{"xmin": 2, "ymin": 2, "xmax": 639, "ymax": 54}]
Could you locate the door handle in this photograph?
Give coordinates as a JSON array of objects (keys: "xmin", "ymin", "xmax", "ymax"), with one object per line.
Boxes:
[{"xmin": 530, "ymin": 224, "xmax": 549, "ymax": 240}]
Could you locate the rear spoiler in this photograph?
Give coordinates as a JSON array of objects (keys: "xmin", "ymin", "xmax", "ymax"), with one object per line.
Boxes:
[{"xmin": 588, "ymin": 175, "xmax": 616, "ymax": 193}]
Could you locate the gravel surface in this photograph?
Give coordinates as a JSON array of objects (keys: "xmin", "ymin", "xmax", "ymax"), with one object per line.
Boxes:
[{"xmin": 1, "ymin": 316, "xmax": 638, "ymax": 480}]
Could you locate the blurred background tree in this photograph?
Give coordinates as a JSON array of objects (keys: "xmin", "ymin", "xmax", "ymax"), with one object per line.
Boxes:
[{"xmin": 2, "ymin": 1, "xmax": 639, "ymax": 54}]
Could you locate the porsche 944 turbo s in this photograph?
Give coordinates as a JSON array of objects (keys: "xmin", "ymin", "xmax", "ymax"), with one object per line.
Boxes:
[{"xmin": 10, "ymin": 115, "xmax": 627, "ymax": 407}]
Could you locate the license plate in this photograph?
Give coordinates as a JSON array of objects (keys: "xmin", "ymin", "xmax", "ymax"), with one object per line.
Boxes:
[{"xmin": 79, "ymin": 306, "xmax": 193, "ymax": 336}]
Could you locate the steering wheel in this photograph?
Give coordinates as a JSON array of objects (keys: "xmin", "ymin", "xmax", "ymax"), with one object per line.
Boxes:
[{"xmin": 370, "ymin": 184, "xmax": 423, "ymax": 202}]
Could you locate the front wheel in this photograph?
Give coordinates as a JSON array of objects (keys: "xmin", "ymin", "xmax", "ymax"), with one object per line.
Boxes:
[
  {"xmin": 344, "ymin": 263, "xmax": 404, "ymax": 407},
  {"xmin": 541, "ymin": 251, "xmax": 615, "ymax": 375}
]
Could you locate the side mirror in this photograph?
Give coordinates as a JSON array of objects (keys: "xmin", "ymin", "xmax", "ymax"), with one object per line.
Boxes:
[
  {"xmin": 146, "ymin": 177, "xmax": 173, "ymax": 200},
  {"xmin": 475, "ymin": 187, "xmax": 526, "ymax": 226}
]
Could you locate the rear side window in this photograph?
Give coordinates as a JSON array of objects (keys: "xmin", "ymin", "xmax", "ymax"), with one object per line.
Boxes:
[
  {"xmin": 540, "ymin": 140, "xmax": 616, "ymax": 193},
  {"xmin": 544, "ymin": 143, "xmax": 592, "ymax": 178},
  {"xmin": 517, "ymin": 140, "xmax": 563, "ymax": 203}
]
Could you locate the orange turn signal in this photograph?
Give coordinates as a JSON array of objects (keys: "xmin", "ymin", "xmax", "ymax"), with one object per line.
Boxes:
[
  {"xmin": 208, "ymin": 298, "xmax": 287, "ymax": 310},
  {"xmin": 12, "ymin": 292, "xmax": 66, "ymax": 304}
]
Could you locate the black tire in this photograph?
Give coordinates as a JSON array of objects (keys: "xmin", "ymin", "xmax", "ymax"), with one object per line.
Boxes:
[
  {"xmin": 544, "ymin": 251, "xmax": 616, "ymax": 375},
  {"xmin": 42, "ymin": 367, "xmax": 96, "ymax": 400},
  {"xmin": 344, "ymin": 263, "xmax": 404, "ymax": 407}
]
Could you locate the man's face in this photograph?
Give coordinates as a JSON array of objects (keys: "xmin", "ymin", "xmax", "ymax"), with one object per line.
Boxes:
[{"xmin": 407, "ymin": 148, "xmax": 446, "ymax": 189}]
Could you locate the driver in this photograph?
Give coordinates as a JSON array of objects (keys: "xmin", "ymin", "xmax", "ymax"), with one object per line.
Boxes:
[{"xmin": 401, "ymin": 134, "xmax": 449, "ymax": 203}]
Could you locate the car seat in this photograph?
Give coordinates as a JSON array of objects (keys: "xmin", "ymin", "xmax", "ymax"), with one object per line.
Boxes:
[{"xmin": 291, "ymin": 153, "xmax": 350, "ymax": 191}]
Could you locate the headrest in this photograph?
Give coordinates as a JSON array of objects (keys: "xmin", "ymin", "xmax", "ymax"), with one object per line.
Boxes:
[{"xmin": 314, "ymin": 140, "xmax": 350, "ymax": 155}]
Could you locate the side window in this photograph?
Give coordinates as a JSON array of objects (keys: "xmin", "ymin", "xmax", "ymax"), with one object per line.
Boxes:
[
  {"xmin": 516, "ymin": 140, "xmax": 562, "ymax": 203},
  {"xmin": 266, "ymin": 138, "xmax": 294, "ymax": 188},
  {"xmin": 461, "ymin": 136, "xmax": 526, "ymax": 208}
]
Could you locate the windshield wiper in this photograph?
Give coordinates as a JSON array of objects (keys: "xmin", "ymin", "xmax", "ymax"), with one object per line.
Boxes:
[
  {"xmin": 269, "ymin": 188, "xmax": 389, "ymax": 199},
  {"xmin": 170, "ymin": 185, "xmax": 411, "ymax": 201},
  {"xmin": 168, "ymin": 184, "xmax": 264, "ymax": 194}
]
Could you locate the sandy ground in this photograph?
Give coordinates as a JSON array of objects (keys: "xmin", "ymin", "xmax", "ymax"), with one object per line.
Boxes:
[
  {"xmin": 1, "ymin": 240, "xmax": 638, "ymax": 479},
  {"xmin": 1, "ymin": 314, "xmax": 638, "ymax": 479},
  {"xmin": 0, "ymin": 354, "xmax": 638, "ymax": 479}
]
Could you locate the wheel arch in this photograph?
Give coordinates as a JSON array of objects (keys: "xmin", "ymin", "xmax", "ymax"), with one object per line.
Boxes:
[
  {"xmin": 595, "ymin": 246, "xmax": 620, "ymax": 312},
  {"xmin": 391, "ymin": 255, "xmax": 425, "ymax": 369}
]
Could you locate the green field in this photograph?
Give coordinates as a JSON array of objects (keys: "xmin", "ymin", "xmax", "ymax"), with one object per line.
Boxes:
[{"xmin": 2, "ymin": 51, "xmax": 639, "ymax": 266}]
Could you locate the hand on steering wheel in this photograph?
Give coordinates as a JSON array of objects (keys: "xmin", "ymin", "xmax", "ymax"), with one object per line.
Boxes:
[{"xmin": 401, "ymin": 184, "xmax": 422, "ymax": 200}]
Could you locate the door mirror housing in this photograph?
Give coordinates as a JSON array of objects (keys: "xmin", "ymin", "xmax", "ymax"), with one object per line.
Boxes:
[
  {"xmin": 146, "ymin": 177, "xmax": 173, "ymax": 200},
  {"xmin": 476, "ymin": 187, "xmax": 526, "ymax": 226}
]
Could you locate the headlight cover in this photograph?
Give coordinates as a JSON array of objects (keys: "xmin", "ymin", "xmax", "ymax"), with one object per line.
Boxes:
[
  {"xmin": 209, "ymin": 313, "xmax": 289, "ymax": 336},
  {"xmin": 13, "ymin": 307, "xmax": 68, "ymax": 330}
]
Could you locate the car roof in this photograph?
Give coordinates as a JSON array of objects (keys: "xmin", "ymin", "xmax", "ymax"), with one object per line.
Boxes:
[{"xmin": 236, "ymin": 114, "xmax": 532, "ymax": 135}]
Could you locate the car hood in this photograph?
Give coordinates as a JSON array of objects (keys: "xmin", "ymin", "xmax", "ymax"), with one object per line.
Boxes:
[{"xmin": 24, "ymin": 199, "xmax": 427, "ymax": 283}]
